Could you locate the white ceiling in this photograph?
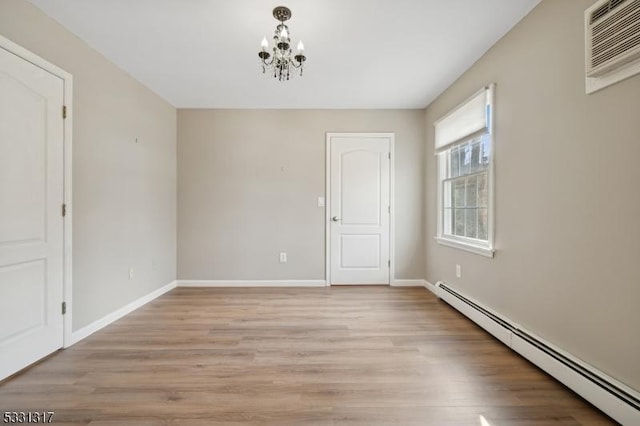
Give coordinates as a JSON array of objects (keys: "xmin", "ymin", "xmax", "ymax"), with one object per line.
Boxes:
[{"xmin": 29, "ymin": 0, "xmax": 540, "ymax": 109}]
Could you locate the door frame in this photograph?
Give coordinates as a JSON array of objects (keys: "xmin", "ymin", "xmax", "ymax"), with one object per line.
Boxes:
[
  {"xmin": 325, "ymin": 132, "xmax": 395, "ymax": 286},
  {"xmin": 0, "ymin": 35, "xmax": 74, "ymax": 348}
]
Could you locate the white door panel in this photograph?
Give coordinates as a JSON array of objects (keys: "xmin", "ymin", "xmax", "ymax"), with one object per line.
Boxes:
[
  {"xmin": 329, "ymin": 134, "xmax": 391, "ymax": 285},
  {"xmin": 0, "ymin": 46, "xmax": 65, "ymax": 380},
  {"xmin": 0, "ymin": 260, "xmax": 47, "ymax": 341},
  {"xmin": 0, "ymin": 75, "xmax": 47, "ymax": 244},
  {"xmin": 340, "ymin": 235, "xmax": 380, "ymax": 268},
  {"xmin": 340, "ymin": 150, "xmax": 381, "ymax": 225}
]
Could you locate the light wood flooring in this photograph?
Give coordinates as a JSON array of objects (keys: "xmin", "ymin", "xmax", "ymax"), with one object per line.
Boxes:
[{"xmin": 0, "ymin": 287, "xmax": 616, "ymax": 425}]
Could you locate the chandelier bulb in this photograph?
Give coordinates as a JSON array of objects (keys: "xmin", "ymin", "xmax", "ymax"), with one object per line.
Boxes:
[
  {"xmin": 297, "ymin": 40, "xmax": 305, "ymax": 53},
  {"xmin": 261, "ymin": 37, "xmax": 269, "ymax": 51},
  {"xmin": 279, "ymin": 27, "xmax": 288, "ymax": 41}
]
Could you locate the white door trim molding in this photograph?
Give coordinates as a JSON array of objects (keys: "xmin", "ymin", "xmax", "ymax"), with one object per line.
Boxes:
[
  {"xmin": 325, "ymin": 132, "xmax": 395, "ymax": 286},
  {"xmin": 0, "ymin": 35, "xmax": 74, "ymax": 348}
]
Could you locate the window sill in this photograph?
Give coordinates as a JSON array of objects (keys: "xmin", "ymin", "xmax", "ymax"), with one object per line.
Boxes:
[{"xmin": 435, "ymin": 237, "xmax": 495, "ymax": 258}]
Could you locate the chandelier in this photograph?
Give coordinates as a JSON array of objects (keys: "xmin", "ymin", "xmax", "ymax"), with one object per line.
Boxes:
[{"xmin": 258, "ymin": 6, "xmax": 307, "ymax": 81}]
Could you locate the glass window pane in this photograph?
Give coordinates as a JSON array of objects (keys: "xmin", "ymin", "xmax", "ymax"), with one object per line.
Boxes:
[
  {"xmin": 461, "ymin": 144, "xmax": 471, "ymax": 175},
  {"xmin": 454, "ymin": 208, "xmax": 465, "ymax": 236},
  {"xmin": 449, "ymin": 136, "xmax": 490, "ymax": 178},
  {"xmin": 478, "ymin": 208, "xmax": 488, "ymax": 241},
  {"xmin": 466, "ymin": 176, "xmax": 477, "ymax": 207},
  {"xmin": 466, "ymin": 208, "xmax": 477, "ymax": 239},
  {"xmin": 440, "ymin": 133, "xmax": 492, "ymax": 244},
  {"xmin": 454, "ymin": 179, "xmax": 465, "ymax": 207},
  {"xmin": 477, "ymin": 172, "xmax": 488, "ymax": 208},
  {"xmin": 481, "ymin": 134, "xmax": 491, "ymax": 167},
  {"xmin": 464, "ymin": 144, "xmax": 471, "ymax": 165},
  {"xmin": 451, "ymin": 147, "xmax": 460, "ymax": 178},
  {"xmin": 470, "ymin": 139, "xmax": 482, "ymax": 173}
]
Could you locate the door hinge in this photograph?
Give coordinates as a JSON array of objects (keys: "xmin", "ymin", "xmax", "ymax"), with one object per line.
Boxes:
[
  {"xmin": 62, "ymin": 302, "xmax": 67, "ymax": 315},
  {"xmin": 62, "ymin": 105, "xmax": 67, "ymax": 119},
  {"xmin": 388, "ymin": 205, "xmax": 391, "ymax": 213},
  {"xmin": 388, "ymin": 152, "xmax": 391, "ymax": 159},
  {"xmin": 62, "ymin": 203, "xmax": 67, "ymax": 217},
  {"xmin": 388, "ymin": 260, "xmax": 391, "ymax": 267}
]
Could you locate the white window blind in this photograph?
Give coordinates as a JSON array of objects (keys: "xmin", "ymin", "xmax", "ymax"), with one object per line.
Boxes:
[{"xmin": 434, "ymin": 84, "xmax": 494, "ymax": 151}]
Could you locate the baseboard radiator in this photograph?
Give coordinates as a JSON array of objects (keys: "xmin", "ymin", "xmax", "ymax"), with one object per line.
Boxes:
[{"xmin": 435, "ymin": 282, "xmax": 640, "ymax": 425}]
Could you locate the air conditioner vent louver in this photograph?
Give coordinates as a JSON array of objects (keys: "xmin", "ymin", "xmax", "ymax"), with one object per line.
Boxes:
[
  {"xmin": 591, "ymin": 0, "xmax": 627, "ymax": 23},
  {"xmin": 592, "ymin": 29, "xmax": 640, "ymax": 67},
  {"xmin": 585, "ymin": 0, "xmax": 640, "ymax": 92}
]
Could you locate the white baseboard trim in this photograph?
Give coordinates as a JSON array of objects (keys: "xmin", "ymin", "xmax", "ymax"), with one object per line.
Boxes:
[
  {"xmin": 435, "ymin": 281, "xmax": 640, "ymax": 425},
  {"xmin": 178, "ymin": 280, "xmax": 327, "ymax": 288},
  {"xmin": 424, "ymin": 280, "xmax": 438, "ymax": 295},
  {"xmin": 391, "ymin": 279, "xmax": 438, "ymax": 295},
  {"xmin": 182, "ymin": 279, "xmax": 434, "ymax": 290},
  {"xmin": 68, "ymin": 280, "xmax": 177, "ymax": 346},
  {"xmin": 391, "ymin": 279, "xmax": 426, "ymax": 287}
]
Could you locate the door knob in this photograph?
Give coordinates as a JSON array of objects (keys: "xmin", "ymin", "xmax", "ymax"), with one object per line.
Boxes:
[{"xmin": 332, "ymin": 216, "xmax": 340, "ymax": 222}]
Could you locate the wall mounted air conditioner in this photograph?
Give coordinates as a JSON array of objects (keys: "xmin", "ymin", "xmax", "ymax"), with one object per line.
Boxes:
[{"xmin": 585, "ymin": 0, "xmax": 640, "ymax": 93}]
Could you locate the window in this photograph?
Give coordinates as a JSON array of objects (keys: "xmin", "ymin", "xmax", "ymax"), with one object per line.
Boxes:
[{"xmin": 435, "ymin": 85, "xmax": 495, "ymax": 257}]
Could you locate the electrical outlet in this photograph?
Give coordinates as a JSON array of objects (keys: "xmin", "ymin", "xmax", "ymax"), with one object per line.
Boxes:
[
  {"xmin": 455, "ymin": 264, "xmax": 461, "ymax": 278},
  {"xmin": 279, "ymin": 252, "xmax": 287, "ymax": 263},
  {"xmin": 317, "ymin": 196, "xmax": 325, "ymax": 207},
  {"xmin": 129, "ymin": 268, "xmax": 134, "ymax": 280}
]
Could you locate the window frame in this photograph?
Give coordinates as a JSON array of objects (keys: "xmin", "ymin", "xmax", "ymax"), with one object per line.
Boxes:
[{"xmin": 435, "ymin": 85, "xmax": 495, "ymax": 258}]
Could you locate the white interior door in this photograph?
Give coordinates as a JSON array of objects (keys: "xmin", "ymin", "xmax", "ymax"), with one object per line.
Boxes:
[
  {"xmin": 328, "ymin": 133, "xmax": 391, "ymax": 285},
  {"xmin": 0, "ymin": 46, "xmax": 65, "ymax": 380}
]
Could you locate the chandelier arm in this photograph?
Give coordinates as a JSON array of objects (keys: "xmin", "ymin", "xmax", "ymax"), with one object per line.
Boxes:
[
  {"xmin": 262, "ymin": 56, "xmax": 275, "ymax": 66},
  {"xmin": 289, "ymin": 58, "xmax": 303, "ymax": 69}
]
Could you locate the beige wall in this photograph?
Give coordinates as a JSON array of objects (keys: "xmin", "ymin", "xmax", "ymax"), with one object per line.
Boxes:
[
  {"xmin": 425, "ymin": 0, "xmax": 640, "ymax": 391},
  {"xmin": 0, "ymin": 1, "xmax": 177, "ymax": 330},
  {"xmin": 178, "ymin": 109, "xmax": 425, "ymax": 281}
]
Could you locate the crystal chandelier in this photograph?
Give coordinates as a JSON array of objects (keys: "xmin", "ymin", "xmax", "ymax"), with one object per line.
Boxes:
[{"xmin": 258, "ymin": 6, "xmax": 307, "ymax": 81}]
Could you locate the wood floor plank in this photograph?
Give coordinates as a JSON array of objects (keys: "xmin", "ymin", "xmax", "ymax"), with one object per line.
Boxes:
[{"xmin": 0, "ymin": 287, "xmax": 617, "ymax": 425}]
